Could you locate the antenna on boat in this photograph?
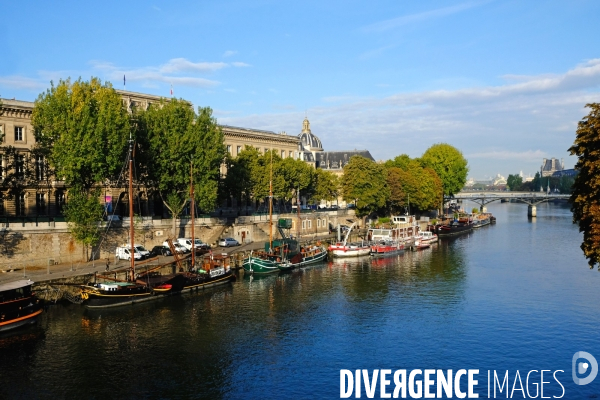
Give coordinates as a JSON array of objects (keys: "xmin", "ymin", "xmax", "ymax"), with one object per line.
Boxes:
[{"xmin": 128, "ymin": 132, "xmax": 135, "ymax": 283}]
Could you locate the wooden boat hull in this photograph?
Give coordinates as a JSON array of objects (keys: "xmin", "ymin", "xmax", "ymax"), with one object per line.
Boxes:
[
  {"xmin": 278, "ymin": 247, "xmax": 328, "ymax": 271},
  {"xmin": 329, "ymin": 245, "xmax": 371, "ymax": 257},
  {"xmin": 0, "ymin": 307, "xmax": 43, "ymax": 333},
  {"xmin": 0, "ymin": 280, "xmax": 43, "ymax": 333},
  {"xmin": 432, "ymin": 223, "xmax": 473, "ymax": 237},
  {"xmin": 242, "ymin": 257, "xmax": 280, "ymax": 274},
  {"xmin": 81, "ymin": 270, "xmax": 236, "ymax": 309},
  {"xmin": 370, "ymin": 243, "xmax": 405, "ymax": 257}
]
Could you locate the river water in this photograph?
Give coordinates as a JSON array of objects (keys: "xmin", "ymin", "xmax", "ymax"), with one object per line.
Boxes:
[{"xmin": 1, "ymin": 201, "xmax": 599, "ymax": 399}]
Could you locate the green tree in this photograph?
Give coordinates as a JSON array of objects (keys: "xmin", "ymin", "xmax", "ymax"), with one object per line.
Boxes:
[
  {"xmin": 32, "ymin": 78, "xmax": 130, "ymax": 190},
  {"xmin": 310, "ymin": 168, "xmax": 339, "ymax": 206},
  {"xmin": 569, "ymin": 103, "xmax": 600, "ymax": 268},
  {"xmin": 341, "ymin": 156, "xmax": 389, "ymax": 217},
  {"xmin": 384, "ymin": 154, "xmax": 412, "ymax": 170},
  {"xmin": 385, "ymin": 167, "xmax": 406, "ymax": 214},
  {"xmin": 531, "ymin": 171, "xmax": 542, "ymax": 192},
  {"xmin": 221, "ymin": 146, "xmax": 261, "ymax": 207},
  {"xmin": 63, "ymin": 189, "xmax": 104, "ymax": 261},
  {"xmin": 420, "ymin": 143, "xmax": 469, "ymax": 197},
  {"xmin": 137, "ymin": 99, "xmax": 225, "ymax": 235},
  {"xmin": 506, "ymin": 174, "xmax": 523, "ymax": 191}
]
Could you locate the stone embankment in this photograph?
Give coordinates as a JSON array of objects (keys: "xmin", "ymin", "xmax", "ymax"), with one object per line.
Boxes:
[{"xmin": 0, "ymin": 226, "xmax": 366, "ymax": 303}]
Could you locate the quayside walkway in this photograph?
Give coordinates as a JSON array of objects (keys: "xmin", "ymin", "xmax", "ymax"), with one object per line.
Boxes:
[{"xmin": 453, "ymin": 191, "xmax": 570, "ymax": 217}]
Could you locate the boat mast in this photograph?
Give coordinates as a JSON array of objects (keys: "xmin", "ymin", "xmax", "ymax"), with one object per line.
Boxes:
[
  {"xmin": 296, "ymin": 185, "xmax": 300, "ymax": 240},
  {"xmin": 190, "ymin": 158, "xmax": 195, "ymax": 269},
  {"xmin": 128, "ymin": 135, "xmax": 135, "ymax": 282},
  {"xmin": 269, "ymin": 150, "xmax": 273, "ymax": 252}
]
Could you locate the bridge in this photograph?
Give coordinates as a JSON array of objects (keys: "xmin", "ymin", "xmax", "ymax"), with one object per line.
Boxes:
[{"xmin": 451, "ymin": 192, "xmax": 570, "ymax": 217}]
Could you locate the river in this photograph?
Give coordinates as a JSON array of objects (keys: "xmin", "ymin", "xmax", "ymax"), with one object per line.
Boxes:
[{"xmin": 1, "ymin": 201, "xmax": 599, "ymax": 399}]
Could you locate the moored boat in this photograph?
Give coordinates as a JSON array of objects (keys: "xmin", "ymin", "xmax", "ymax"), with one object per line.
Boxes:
[
  {"xmin": 0, "ymin": 279, "xmax": 43, "ymax": 333},
  {"xmin": 417, "ymin": 231, "xmax": 438, "ymax": 244},
  {"xmin": 370, "ymin": 240, "xmax": 405, "ymax": 257},
  {"xmin": 329, "ymin": 221, "xmax": 371, "ymax": 257},
  {"xmin": 429, "ymin": 217, "xmax": 473, "ymax": 237}
]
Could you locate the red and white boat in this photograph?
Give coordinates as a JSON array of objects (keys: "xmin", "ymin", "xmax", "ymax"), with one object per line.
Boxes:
[
  {"xmin": 412, "ymin": 237, "xmax": 431, "ymax": 250},
  {"xmin": 417, "ymin": 231, "xmax": 438, "ymax": 244},
  {"xmin": 329, "ymin": 222, "xmax": 371, "ymax": 257},
  {"xmin": 370, "ymin": 240, "xmax": 405, "ymax": 257}
]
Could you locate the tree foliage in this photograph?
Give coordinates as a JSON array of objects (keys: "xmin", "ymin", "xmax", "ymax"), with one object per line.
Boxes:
[
  {"xmin": 32, "ymin": 78, "xmax": 130, "ymax": 190},
  {"xmin": 569, "ymin": 103, "xmax": 600, "ymax": 269},
  {"xmin": 341, "ymin": 156, "xmax": 389, "ymax": 217},
  {"xmin": 420, "ymin": 143, "xmax": 468, "ymax": 196},
  {"xmin": 137, "ymin": 99, "xmax": 225, "ymax": 231},
  {"xmin": 385, "ymin": 161, "xmax": 442, "ymax": 214},
  {"xmin": 310, "ymin": 168, "xmax": 339, "ymax": 204},
  {"xmin": 506, "ymin": 174, "xmax": 523, "ymax": 191},
  {"xmin": 63, "ymin": 189, "xmax": 104, "ymax": 260}
]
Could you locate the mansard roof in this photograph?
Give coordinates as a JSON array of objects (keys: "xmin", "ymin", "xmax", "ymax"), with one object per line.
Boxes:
[{"xmin": 315, "ymin": 150, "xmax": 375, "ymax": 170}]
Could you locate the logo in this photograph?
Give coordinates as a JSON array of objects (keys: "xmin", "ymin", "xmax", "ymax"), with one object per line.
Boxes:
[{"xmin": 572, "ymin": 351, "xmax": 598, "ymax": 385}]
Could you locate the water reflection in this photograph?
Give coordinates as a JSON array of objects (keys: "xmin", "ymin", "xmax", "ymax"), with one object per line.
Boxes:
[{"xmin": 2, "ymin": 201, "xmax": 599, "ymax": 398}]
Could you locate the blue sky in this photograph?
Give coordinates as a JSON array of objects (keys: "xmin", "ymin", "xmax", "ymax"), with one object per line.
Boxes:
[{"xmin": 2, "ymin": 0, "xmax": 600, "ymax": 179}]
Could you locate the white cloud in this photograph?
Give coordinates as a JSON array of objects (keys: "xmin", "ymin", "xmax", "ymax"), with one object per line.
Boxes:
[
  {"xmin": 231, "ymin": 62, "xmax": 251, "ymax": 68},
  {"xmin": 220, "ymin": 59, "xmax": 600, "ymax": 177},
  {"xmin": 159, "ymin": 58, "xmax": 228, "ymax": 73},
  {"xmin": 362, "ymin": 0, "xmax": 491, "ymax": 32},
  {"xmin": 0, "ymin": 75, "xmax": 47, "ymax": 91},
  {"xmin": 223, "ymin": 50, "xmax": 237, "ymax": 57}
]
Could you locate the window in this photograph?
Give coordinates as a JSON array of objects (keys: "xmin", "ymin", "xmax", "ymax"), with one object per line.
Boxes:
[
  {"xmin": 16, "ymin": 193, "xmax": 25, "ymax": 216},
  {"xmin": 0, "ymin": 125, "xmax": 4, "ymax": 141},
  {"xmin": 227, "ymin": 145, "xmax": 232, "ymax": 155},
  {"xmin": 237, "ymin": 145, "xmax": 242, "ymax": 155},
  {"xmin": 0, "ymin": 200, "xmax": 4, "ymax": 216},
  {"xmin": 302, "ymin": 220, "xmax": 306, "ymax": 229},
  {"xmin": 281, "ymin": 150, "xmax": 285, "ymax": 158},
  {"xmin": 36, "ymin": 193, "xmax": 46, "ymax": 215},
  {"xmin": 55, "ymin": 191, "xmax": 65, "ymax": 215},
  {"xmin": 289, "ymin": 151, "xmax": 293, "ymax": 158},
  {"xmin": 317, "ymin": 219, "xmax": 321, "ymax": 228},
  {"xmin": 264, "ymin": 148, "xmax": 269, "ymax": 154},
  {"xmin": 14, "ymin": 127, "xmax": 23, "ymax": 141},
  {"xmin": 16, "ymin": 155, "xmax": 24, "ymax": 179},
  {"xmin": 308, "ymin": 220, "xmax": 312, "ymax": 228},
  {"xmin": 36, "ymin": 155, "xmax": 45, "ymax": 180}
]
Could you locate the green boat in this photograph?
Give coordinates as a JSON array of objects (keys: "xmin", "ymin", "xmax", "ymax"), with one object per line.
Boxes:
[{"xmin": 242, "ymin": 218, "xmax": 328, "ymax": 274}]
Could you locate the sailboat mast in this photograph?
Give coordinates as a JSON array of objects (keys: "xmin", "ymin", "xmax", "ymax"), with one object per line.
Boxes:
[
  {"xmin": 296, "ymin": 186, "xmax": 300, "ymax": 239},
  {"xmin": 269, "ymin": 150, "xmax": 273, "ymax": 252},
  {"xmin": 190, "ymin": 158, "xmax": 195, "ymax": 269},
  {"xmin": 128, "ymin": 138, "xmax": 135, "ymax": 282}
]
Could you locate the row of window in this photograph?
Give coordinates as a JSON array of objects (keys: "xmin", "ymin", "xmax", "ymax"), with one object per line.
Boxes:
[
  {"xmin": 0, "ymin": 126, "xmax": 26, "ymax": 142},
  {"xmin": 294, "ymin": 218, "xmax": 328, "ymax": 230},
  {"xmin": 0, "ymin": 155, "xmax": 46, "ymax": 180},
  {"xmin": 0, "ymin": 192, "xmax": 65, "ymax": 216},
  {"xmin": 226, "ymin": 145, "xmax": 296, "ymax": 159}
]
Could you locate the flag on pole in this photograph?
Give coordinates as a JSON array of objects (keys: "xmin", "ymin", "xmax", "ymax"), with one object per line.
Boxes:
[
  {"xmin": 123, "ymin": 75, "xmax": 126, "ymax": 88},
  {"xmin": 170, "ymin": 83, "xmax": 173, "ymax": 96}
]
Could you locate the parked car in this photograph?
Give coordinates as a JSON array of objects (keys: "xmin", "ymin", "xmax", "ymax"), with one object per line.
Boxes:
[
  {"xmin": 150, "ymin": 245, "xmax": 172, "ymax": 257},
  {"xmin": 177, "ymin": 238, "xmax": 210, "ymax": 251},
  {"xmin": 115, "ymin": 246, "xmax": 143, "ymax": 261},
  {"xmin": 218, "ymin": 237, "xmax": 239, "ymax": 247},
  {"xmin": 163, "ymin": 241, "xmax": 188, "ymax": 254}
]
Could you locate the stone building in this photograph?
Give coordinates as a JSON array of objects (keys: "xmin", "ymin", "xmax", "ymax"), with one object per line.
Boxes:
[
  {"xmin": 541, "ymin": 158, "xmax": 564, "ymax": 177},
  {"xmin": 297, "ymin": 117, "xmax": 374, "ymax": 176}
]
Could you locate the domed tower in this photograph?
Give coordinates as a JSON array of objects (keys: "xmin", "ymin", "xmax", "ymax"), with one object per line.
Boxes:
[{"xmin": 298, "ymin": 117, "xmax": 323, "ymax": 152}]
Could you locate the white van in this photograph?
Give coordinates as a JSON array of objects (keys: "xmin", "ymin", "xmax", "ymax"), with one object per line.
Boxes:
[
  {"xmin": 116, "ymin": 244, "xmax": 150, "ymax": 260},
  {"xmin": 176, "ymin": 238, "xmax": 209, "ymax": 251},
  {"xmin": 115, "ymin": 246, "xmax": 142, "ymax": 261},
  {"xmin": 163, "ymin": 241, "xmax": 188, "ymax": 254}
]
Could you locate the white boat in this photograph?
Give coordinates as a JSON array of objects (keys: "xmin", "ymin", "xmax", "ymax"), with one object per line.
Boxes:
[
  {"xmin": 417, "ymin": 231, "xmax": 438, "ymax": 244},
  {"xmin": 329, "ymin": 222, "xmax": 371, "ymax": 257}
]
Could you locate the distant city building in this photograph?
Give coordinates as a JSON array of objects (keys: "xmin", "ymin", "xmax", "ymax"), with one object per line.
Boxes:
[{"xmin": 541, "ymin": 158, "xmax": 564, "ymax": 177}]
